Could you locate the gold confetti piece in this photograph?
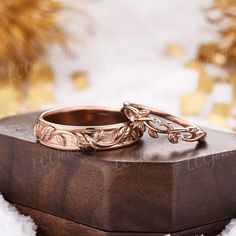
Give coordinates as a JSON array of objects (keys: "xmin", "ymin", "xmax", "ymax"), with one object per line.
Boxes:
[
  {"xmin": 229, "ymin": 71, "xmax": 236, "ymax": 83},
  {"xmin": 26, "ymin": 84, "xmax": 54, "ymax": 111},
  {"xmin": 228, "ymin": 49, "xmax": 236, "ymax": 65},
  {"xmin": 185, "ymin": 60, "xmax": 204, "ymax": 72},
  {"xmin": 213, "ymin": 76, "xmax": 230, "ymax": 84},
  {"xmin": 71, "ymin": 72, "xmax": 90, "ymax": 91},
  {"xmin": 180, "ymin": 91, "xmax": 208, "ymax": 116},
  {"xmin": 197, "ymin": 71, "xmax": 213, "ymax": 93},
  {"xmin": 166, "ymin": 43, "xmax": 184, "ymax": 57},
  {"xmin": 214, "ymin": 52, "xmax": 227, "ymax": 65},
  {"xmin": 198, "ymin": 43, "xmax": 226, "ymax": 66},
  {"xmin": 215, "ymin": 0, "xmax": 236, "ymax": 8},
  {"xmin": 212, "ymin": 103, "xmax": 232, "ymax": 116},
  {"xmin": 208, "ymin": 113, "xmax": 228, "ymax": 128}
]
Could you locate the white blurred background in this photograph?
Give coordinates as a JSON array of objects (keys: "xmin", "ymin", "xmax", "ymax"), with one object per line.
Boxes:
[{"xmin": 47, "ymin": 0, "xmax": 226, "ymax": 129}]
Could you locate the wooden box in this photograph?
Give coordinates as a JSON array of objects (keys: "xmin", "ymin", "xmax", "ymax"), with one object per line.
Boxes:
[{"xmin": 0, "ymin": 112, "xmax": 236, "ymax": 235}]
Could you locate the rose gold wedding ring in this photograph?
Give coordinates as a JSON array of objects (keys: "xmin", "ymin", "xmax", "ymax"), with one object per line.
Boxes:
[
  {"xmin": 122, "ymin": 102, "xmax": 206, "ymax": 144},
  {"xmin": 34, "ymin": 106, "xmax": 143, "ymax": 151},
  {"xmin": 34, "ymin": 103, "xmax": 206, "ymax": 151}
]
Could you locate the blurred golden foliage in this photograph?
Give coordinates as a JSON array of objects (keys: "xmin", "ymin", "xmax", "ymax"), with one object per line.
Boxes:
[
  {"xmin": 26, "ymin": 62, "xmax": 55, "ymax": 110},
  {"xmin": 0, "ymin": 79, "xmax": 24, "ymax": 117},
  {"xmin": 0, "ymin": 0, "xmax": 67, "ymax": 117},
  {"xmin": 0, "ymin": 0, "xmax": 67, "ymax": 80},
  {"xmin": 181, "ymin": 0, "xmax": 236, "ymax": 129},
  {"xmin": 0, "ymin": 0, "xmax": 92, "ymax": 117}
]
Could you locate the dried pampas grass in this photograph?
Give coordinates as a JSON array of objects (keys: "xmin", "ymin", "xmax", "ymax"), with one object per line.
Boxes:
[{"xmin": 0, "ymin": 0, "xmax": 67, "ymax": 80}]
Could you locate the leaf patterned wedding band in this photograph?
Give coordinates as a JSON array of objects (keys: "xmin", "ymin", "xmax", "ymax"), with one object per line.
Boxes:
[
  {"xmin": 122, "ymin": 102, "xmax": 206, "ymax": 144},
  {"xmin": 34, "ymin": 103, "xmax": 206, "ymax": 151},
  {"xmin": 34, "ymin": 106, "xmax": 144, "ymax": 151}
]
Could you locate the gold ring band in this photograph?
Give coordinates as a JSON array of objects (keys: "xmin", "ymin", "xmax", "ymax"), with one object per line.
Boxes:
[
  {"xmin": 34, "ymin": 106, "xmax": 143, "ymax": 151},
  {"xmin": 122, "ymin": 102, "xmax": 206, "ymax": 144},
  {"xmin": 34, "ymin": 103, "xmax": 206, "ymax": 151}
]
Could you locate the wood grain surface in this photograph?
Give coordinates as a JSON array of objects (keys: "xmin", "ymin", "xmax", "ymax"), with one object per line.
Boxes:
[{"xmin": 0, "ymin": 112, "xmax": 236, "ymax": 233}]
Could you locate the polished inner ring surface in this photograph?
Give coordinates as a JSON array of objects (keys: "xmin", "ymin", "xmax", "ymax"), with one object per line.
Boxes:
[
  {"xmin": 43, "ymin": 108, "xmax": 129, "ymax": 126},
  {"xmin": 34, "ymin": 106, "xmax": 142, "ymax": 151}
]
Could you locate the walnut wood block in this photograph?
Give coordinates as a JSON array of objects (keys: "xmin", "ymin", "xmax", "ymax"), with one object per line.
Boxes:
[{"xmin": 0, "ymin": 112, "xmax": 236, "ymax": 234}]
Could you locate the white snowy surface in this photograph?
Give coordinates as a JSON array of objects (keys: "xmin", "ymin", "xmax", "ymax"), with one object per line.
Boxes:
[
  {"xmin": 0, "ymin": 195, "xmax": 36, "ymax": 236},
  {"xmin": 219, "ymin": 220, "xmax": 236, "ymax": 236},
  {"xmin": 1, "ymin": 0, "xmax": 235, "ymax": 235}
]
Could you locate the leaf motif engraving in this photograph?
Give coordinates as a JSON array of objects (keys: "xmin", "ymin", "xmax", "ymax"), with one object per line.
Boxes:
[
  {"xmin": 148, "ymin": 129, "xmax": 159, "ymax": 138},
  {"xmin": 39, "ymin": 125, "xmax": 55, "ymax": 141},
  {"xmin": 93, "ymin": 130, "xmax": 104, "ymax": 142},
  {"xmin": 138, "ymin": 109, "xmax": 150, "ymax": 117},
  {"xmin": 55, "ymin": 134, "xmax": 66, "ymax": 146},
  {"xmin": 168, "ymin": 132, "xmax": 179, "ymax": 144},
  {"xmin": 130, "ymin": 127, "xmax": 143, "ymax": 140}
]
